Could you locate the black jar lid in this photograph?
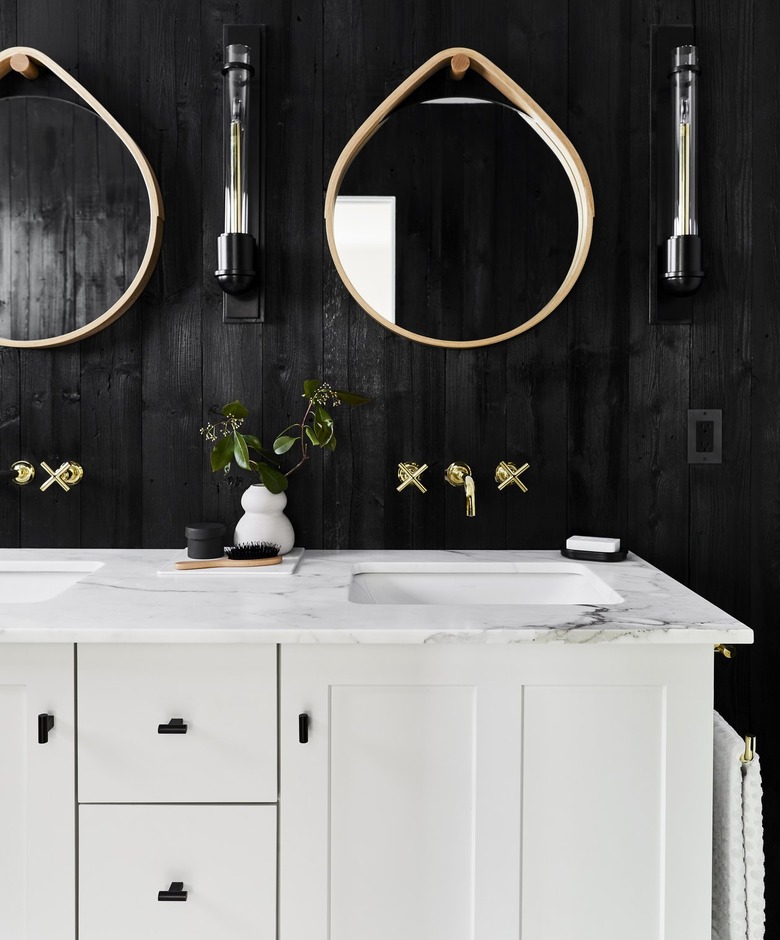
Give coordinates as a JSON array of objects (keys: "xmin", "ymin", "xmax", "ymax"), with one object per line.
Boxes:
[{"xmin": 185, "ymin": 522, "xmax": 226, "ymax": 540}]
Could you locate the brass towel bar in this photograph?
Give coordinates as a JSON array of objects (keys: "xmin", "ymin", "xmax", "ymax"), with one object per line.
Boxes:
[
  {"xmin": 712, "ymin": 648, "xmax": 754, "ymax": 761},
  {"xmin": 741, "ymin": 735, "xmax": 756, "ymax": 764}
]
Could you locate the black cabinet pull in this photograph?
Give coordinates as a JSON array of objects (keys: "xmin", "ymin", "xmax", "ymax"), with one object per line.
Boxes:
[
  {"xmin": 158, "ymin": 718, "xmax": 188, "ymax": 734},
  {"xmin": 37, "ymin": 713, "xmax": 54, "ymax": 744},
  {"xmin": 157, "ymin": 881, "xmax": 188, "ymax": 901},
  {"xmin": 299, "ymin": 712, "xmax": 309, "ymax": 744}
]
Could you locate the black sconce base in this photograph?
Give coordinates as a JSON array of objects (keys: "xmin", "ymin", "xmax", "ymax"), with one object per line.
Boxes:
[
  {"xmin": 216, "ymin": 232, "xmax": 257, "ymax": 295},
  {"xmin": 661, "ymin": 234, "xmax": 703, "ymax": 296}
]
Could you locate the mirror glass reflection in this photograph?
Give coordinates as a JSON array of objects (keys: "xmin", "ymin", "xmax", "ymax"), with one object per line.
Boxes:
[
  {"xmin": 0, "ymin": 96, "xmax": 149, "ymax": 342},
  {"xmin": 333, "ymin": 99, "xmax": 579, "ymax": 344}
]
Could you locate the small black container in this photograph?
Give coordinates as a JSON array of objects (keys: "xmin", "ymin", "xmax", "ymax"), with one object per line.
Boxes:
[
  {"xmin": 560, "ymin": 545, "xmax": 628, "ymax": 563},
  {"xmin": 185, "ymin": 522, "xmax": 226, "ymax": 559}
]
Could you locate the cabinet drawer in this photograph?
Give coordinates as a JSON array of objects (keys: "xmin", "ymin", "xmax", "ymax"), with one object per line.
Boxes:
[
  {"xmin": 78, "ymin": 644, "xmax": 277, "ymax": 802},
  {"xmin": 79, "ymin": 804, "xmax": 276, "ymax": 940}
]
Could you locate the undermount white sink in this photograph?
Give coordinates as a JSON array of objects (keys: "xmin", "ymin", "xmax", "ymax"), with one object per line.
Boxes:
[
  {"xmin": 0, "ymin": 560, "xmax": 103, "ymax": 604},
  {"xmin": 348, "ymin": 562, "xmax": 623, "ymax": 606}
]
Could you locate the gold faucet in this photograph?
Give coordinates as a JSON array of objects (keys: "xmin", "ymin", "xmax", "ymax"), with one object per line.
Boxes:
[{"xmin": 445, "ymin": 462, "xmax": 476, "ymax": 517}]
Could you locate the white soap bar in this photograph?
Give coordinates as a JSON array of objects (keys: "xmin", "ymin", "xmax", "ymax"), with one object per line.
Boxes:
[{"xmin": 566, "ymin": 535, "xmax": 621, "ymax": 553}]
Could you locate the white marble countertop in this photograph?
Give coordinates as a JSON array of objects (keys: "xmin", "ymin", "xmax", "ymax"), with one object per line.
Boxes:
[{"xmin": 0, "ymin": 548, "xmax": 754, "ymax": 645}]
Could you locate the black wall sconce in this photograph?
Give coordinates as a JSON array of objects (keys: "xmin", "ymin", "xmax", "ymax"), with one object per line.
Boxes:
[
  {"xmin": 215, "ymin": 25, "xmax": 265, "ymax": 322},
  {"xmin": 650, "ymin": 26, "xmax": 702, "ymax": 323}
]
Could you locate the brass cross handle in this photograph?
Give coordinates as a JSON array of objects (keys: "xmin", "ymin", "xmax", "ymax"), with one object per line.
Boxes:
[
  {"xmin": 40, "ymin": 461, "xmax": 84, "ymax": 493},
  {"xmin": 495, "ymin": 461, "xmax": 530, "ymax": 492},
  {"xmin": 397, "ymin": 462, "xmax": 429, "ymax": 493}
]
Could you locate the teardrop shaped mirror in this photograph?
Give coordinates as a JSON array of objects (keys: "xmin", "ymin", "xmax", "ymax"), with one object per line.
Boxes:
[
  {"xmin": 0, "ymin": 47, "xmax": 163, "ymax": 348},
  {"xmin": 325, "ymin": 48, "xmax": 594, "ymax": 348}
]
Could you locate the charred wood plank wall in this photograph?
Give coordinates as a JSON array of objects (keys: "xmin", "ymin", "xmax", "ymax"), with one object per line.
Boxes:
[{"xmin": 0, "ymin": 0, "xmax": 776, "ymax": 931}]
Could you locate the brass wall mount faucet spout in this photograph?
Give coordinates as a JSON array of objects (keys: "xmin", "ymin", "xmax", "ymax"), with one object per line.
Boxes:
[{"xmin": 445, "ymin": 462, "xmax": 476, "ymax": 517}]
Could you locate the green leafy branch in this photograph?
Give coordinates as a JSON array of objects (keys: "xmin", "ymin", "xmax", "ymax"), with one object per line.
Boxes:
[{"xmin": 201, "ymin": 380, "xmax": 369, "ymax": 494}]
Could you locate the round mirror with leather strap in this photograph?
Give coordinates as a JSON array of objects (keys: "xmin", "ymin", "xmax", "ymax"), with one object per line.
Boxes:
[{"xmin": 325, "ymin": 47, "xmax": 594, "ymax": 349}]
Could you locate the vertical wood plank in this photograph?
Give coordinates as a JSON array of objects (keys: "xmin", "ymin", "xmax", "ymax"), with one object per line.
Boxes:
[
  {"xmin": 77, "ymin": 0, "xmax": 144, "ymax": 547},
  {"xmin": 566, "ymin": 0, "xmax": 631, "ymax": 544},
  {"xmin": 0, "ymin": 101, "xmax": 11, "ymax": 340},
  {"xmin": 503, "ymin": 0, "xmax": 569, "ymax": 550},
  {"xmin": 0, "ymin": 0, "xmax": 19, "ymax": 547},
  {"xmin": 626, "ymin": 2, "xmax": 691, "ymax": 583},
  {"xmin": 0, "ymin": 348, "xmax": 21, "ymax": 546},
  {"xmin": 257, "ymin": 0, "xmax": 324, "ymax": 548},
  {"xmin": 139, "ymin": 0, "xmax": 202, "ymax": 547},
  {"xmin": 16, "ymin": 0, "xmax": 82, "ymax": 547},
  {"xmin": 750, "ymin": 0, "xmax": 779, "ymax": 928},
  {"xmin": 322, "ymin": 0, "xmax": 392, "ymax": 549},
  {"xmin": 0, "ymin": 2, "xmax": 16, "ymax": 46},
  {"xmin": 688, "ymin": 3, "xmax": 752, "ymax": 621}
]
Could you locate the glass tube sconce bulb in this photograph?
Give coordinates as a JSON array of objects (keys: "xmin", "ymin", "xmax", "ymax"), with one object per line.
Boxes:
[
  {"xmin": 661, "ymin": 45, "xmax": 703, "ymax": 295},
  {"xmin": 216, "ymin": 42, "xmax": 257, "ymax": 294}
]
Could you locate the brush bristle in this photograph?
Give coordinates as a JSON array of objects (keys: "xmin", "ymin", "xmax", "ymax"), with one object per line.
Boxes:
[{"xmin": 225, "ymin": 541, "xmax": 281, "ymax": 560}]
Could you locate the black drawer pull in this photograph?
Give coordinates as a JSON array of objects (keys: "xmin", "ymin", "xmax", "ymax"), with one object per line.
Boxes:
[
  {"xmin": 37, "ymin": 713, "xmax": 54, "ymax": 744},
  {"xmin": 158, "ymin": 881, "xmax": 188, "ymax": 901},
  {"xmin": 299, "ymin": 712, "xmax": 309, "ymax": 744},
  {"xmin": 158, "ymin": 718, "xmax": 188, "ymax": 734}
]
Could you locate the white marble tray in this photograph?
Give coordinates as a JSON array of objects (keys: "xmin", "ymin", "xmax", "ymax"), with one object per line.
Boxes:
[{"xmin": 157, "ymin": 547, "xmax": 305, "ymax": 577}]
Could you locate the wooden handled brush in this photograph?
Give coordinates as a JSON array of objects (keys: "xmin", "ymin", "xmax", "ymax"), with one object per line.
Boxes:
[{"xmin": 175, "ymin": 541, "xmax": 282, "ymax": 570}]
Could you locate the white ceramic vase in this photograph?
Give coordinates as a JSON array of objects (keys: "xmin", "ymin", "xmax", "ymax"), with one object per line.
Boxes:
[{"xmin": 233, "ymin": 483, "xmax": 295, "ymax": 554}]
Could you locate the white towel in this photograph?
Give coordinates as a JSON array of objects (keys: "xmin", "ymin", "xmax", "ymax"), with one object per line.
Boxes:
[
  {"xmin": 712, "ymin": 711, "xmax": 765, "ymax": 940},
  {"xmin": 742, "ymin": 752, "xmax": 765, "ymax": 940}
]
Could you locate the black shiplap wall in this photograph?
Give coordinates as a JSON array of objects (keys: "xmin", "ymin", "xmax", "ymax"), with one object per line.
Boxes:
[{"xmin": 0, "ymin": 0, "xmax": 777, "ymax": 931}]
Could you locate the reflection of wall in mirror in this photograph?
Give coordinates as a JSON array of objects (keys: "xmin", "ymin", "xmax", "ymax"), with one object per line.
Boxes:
[{"xmin": 333, "ymin": 196, "xmax": 395, "ymax": 322}]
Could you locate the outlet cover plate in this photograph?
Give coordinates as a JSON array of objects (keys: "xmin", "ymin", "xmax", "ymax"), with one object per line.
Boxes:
[{"xmin": 688, "ymin": 409, "xmax": 722, "ymax": 464}]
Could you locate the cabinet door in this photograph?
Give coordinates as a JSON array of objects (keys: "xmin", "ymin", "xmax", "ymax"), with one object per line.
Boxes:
[
  {"xmin": 517, "ymin": 644, "xmax": 713, "ymax": 940},
  {"xmin": 280, "ymin": 643, "xmax": 713, "ymax": 940},
  {"xmin": 0, "ymin": 644, "xmax": 74, "ymax": 940},
  {"xmin": 280, "ymin": 645, "xmax": 524, "ymax": 940}
]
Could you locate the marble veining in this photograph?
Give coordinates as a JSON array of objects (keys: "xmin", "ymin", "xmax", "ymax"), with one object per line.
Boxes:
[{"xmin": 0, "ymin": 548, "xmax": 753, "ymax": 645}]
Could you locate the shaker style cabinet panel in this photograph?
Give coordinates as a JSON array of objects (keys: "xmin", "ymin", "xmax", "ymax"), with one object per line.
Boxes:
[
  {"xmin": 280, "ymin": 645, "xmax": 525, "ymax": 940},
  {"xmin": 0, "ymin": 644, "xmax": 74, "ymax": 940},
  {"xmin": 77, "ymin": 644, "xmax": 277, "ymax": 802},
  {"xmin": 79, "ymin": 804, "xmax": 276, "ymax": 940},
  {"xmin": 279, "ymin": 644, "xmax": 714, "ymax": 940}
]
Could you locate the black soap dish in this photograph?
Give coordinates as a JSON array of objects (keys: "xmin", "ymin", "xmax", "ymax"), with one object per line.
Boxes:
[{"xmin": 561, "ymin": 545, "xmax": 628, "ymax": 563}]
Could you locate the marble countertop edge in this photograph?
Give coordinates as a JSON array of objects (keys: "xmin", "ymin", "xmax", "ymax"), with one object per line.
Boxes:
[{"xmin": 0, "ymin": 548, "xmax": 754, "ymax": 645}]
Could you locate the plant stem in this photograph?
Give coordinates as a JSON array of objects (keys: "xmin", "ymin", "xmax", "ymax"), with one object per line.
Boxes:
[{"xmin": 284, "ymin": 397, "xmax": 316, "ymax": 478}]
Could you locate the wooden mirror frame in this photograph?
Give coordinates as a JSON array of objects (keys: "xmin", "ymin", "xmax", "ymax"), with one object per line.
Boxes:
[
  {"xmin": 325, "ymin": 47, "xmax": 594, "ymax": 349},
  {"xmin": 0, "ymin": 46, "xmax": 164, "ymax": 349}
]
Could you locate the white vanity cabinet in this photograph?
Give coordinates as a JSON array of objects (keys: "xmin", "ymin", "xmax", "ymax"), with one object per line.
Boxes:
[
  {"xmin": 0, "ymin": 644, "xmax": 74, "ymax": 940},
  {"xmin": 76, "ymin": 644, "xmax": 278, "ymax": 940},
  {"xmin": 279, "ymin": 643, "xmax": 714, "ymax": 940}
]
